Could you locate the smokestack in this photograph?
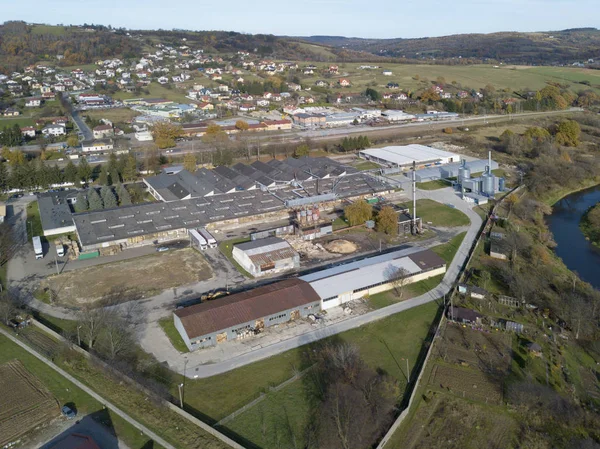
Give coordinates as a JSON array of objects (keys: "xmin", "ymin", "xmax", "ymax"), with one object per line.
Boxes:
[
  {"xmin": 412, "ymin": 160, "xmax": 417, "ymax": 235},
  {"xmin": 488, "ymin": 150, "xmax": 492, "ymax": 173}
]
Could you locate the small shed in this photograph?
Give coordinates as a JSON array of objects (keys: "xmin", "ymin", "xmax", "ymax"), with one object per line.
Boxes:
[
  {"xmin": 447, "ymin": 306, "xmax": 482, "ymax": 325},
  {"xmin": 527, "ymin": 342, "xmax": 542, "ymax": 357},
  {"xmin": 470, "ymin": 286, "xmax": 488, "ymax": 300}
]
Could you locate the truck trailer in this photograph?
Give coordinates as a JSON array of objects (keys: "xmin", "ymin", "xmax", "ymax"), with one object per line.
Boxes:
[
  {"xmin": 199, "ymin": 228, "xmax": 217, "ymax": 248},
  {"xmin": 33, "ymin": 236, "xmax": 43, "ymax": 260}
]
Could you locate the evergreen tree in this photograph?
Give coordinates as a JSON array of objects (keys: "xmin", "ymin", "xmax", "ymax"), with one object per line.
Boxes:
[
  {"xmin": 122, "ymin": 154, "xmax": 137, "ymax": 181},
  {"xmin": 98, "ymin": 165, "xmax": 110, "ymax": 186},
  {"xmin": 64, "ymin": 160, "xmax": 79, "ymax": 184},
  {"xmin": 78, "ymin": 157, "xmax": 92, "ymax": 185},
  {"xmin": 0, "ymin": 162, "xmax": 8, "ymax": 192},
  {"xmin": 100, "ymin": 185, "xmax": 117, "ymax": 209},
  {"xmin": 74, "ymin": 191, "xmax": 89, "ymax": 212},
  {"xmin": 110, "ymin": 166, "xmax": 121, "ymax": 184},
  {"xmin": 117, "ymin": 183, "xmax": 132, "ymax": 205},
  {"xmin": 108, "ymin": 152, "xmax": 118, "ymax": 173},
  {"xmin": 88, "ymin": 188, "xmax": 103, "ymax": 210}
]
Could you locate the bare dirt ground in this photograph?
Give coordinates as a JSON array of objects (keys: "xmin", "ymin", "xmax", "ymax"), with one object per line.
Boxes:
[
  {"xmin": 324, "ymin": 239, "xmax": 358, "ymax": 254},
  {"xmin": 43, "ymin": 248, "xmax": 213, "ymax": 306},
  {"xmin": 0, "ymin": 360, "xmax": 60, "ymax": 448}
]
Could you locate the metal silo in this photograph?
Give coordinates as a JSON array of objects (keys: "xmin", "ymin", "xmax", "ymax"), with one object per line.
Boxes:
[
  {"xmin": 458, "ymin": 160, "xmax": 470, "ymax": 184},
  {"xmin": 499, "ymin": 178, "xmax": 505, "ymax": 191},
  {"xmin": 482, "ymin": 167, "xmax": 495, "ymax": 195}
]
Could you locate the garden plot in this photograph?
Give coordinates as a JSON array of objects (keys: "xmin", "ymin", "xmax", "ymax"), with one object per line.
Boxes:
[{"xmin": 0, "ymin": 360, "xmax": 60, "ymax": 447}]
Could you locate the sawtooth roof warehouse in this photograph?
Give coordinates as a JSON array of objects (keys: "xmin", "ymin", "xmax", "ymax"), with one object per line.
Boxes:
[
  {"xmin": 72, "ymin": 157, "xmax": 390, "ymax": 252},
  {"xmin": 174, "ymin": 248, "xmax": 446, "ymax": 351}
]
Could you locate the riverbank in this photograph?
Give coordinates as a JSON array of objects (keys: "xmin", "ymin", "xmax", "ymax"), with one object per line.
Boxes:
[
  {"xmin": 543, "ymin": 178, "xmax": 600, "ymax": 207},
  {"xmin": 580, "ymin": 202, "xmax": 600, "ymax": 246}
]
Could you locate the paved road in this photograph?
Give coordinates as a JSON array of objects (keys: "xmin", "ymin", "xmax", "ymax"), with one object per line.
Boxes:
[{"xmin": 0, "ymin": 326, "xmax": 176, "ymax": 449}]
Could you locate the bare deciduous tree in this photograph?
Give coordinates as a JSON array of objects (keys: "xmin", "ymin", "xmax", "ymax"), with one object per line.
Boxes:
[
  {"xmin": 384, "ymin": 265, "xmax": 410, "ymax": 299},
  {"xmin": 79, "ymin": 307, "xmax": 107, "ymax": 349}
]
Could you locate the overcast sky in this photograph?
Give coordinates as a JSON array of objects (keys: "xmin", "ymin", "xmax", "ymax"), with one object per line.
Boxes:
[{"xmin": 3, "ymin": 0, "xmax": 598, "ymax": 38}]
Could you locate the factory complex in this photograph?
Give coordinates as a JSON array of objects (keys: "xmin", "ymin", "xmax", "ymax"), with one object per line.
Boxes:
[
  {"xmin": 69, "ymin": 157, "xmax": 390, "ymax": 252},
  {"xmin": 174, "ymin": 247, "xmax": 446, "ymax": 350}
]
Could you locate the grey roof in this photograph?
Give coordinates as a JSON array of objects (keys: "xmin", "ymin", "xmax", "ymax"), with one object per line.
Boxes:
[
  {"xmin": 72, "ymin": 158, "xmax": 389, "ymax": 248},
  {"xmin": 300, "ymin": 247, "xmax": 445, "ymax": 300},
  {"xmin": 37, "ymin": 190, "xmax": 78, "ymax": 232},
  {"xmin": 235, "ymin": 236, "xmax": 287, "ymax": 252}
]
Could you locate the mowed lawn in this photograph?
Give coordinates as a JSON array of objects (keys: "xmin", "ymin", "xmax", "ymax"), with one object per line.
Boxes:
[
  {"xmin": 84, "ymin": 108, "xmax": 140, "ymax": 123},
  {"xmin": 112, "ymin": 84, "xmax": 191, "ymax": 103},
  {"xmin": 0, "ymin": 117, "xmax": 35, "ymax": 128},
  {"xmin": 43, "ymin": 248, "xmax": 212, "ymax": 306},
  {"xmin": 0, "ymin": 333, "xmax": 154, "ymax": 449},
  {"xmin": 398, "ymin": 199, "xmax": 470, "ymax": 227},
  {"xmin": 221, "ymin": 302, "xmax": 441, "ymax": 448}
]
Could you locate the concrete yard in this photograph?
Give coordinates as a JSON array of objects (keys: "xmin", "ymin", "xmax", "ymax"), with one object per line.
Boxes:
[{"xmin": 42, "ymin": 248, "xmax": 213, "ymax": 306}]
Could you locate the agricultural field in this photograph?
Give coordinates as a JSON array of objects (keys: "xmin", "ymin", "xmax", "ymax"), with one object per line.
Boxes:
[
  {"xmin": 0, "ymin": 360, "xmax": 60, "ymax": 448},
  {"xmin": 42, "ymin": 248, "xmax": 212, "ymax": 306},
  {"xmin": 0, "ymin": 116, "xmax": 36, "ymax": 128},
  {"xmin": 292, "ymin": 62, "xmax": 600, "ymax": 95}
]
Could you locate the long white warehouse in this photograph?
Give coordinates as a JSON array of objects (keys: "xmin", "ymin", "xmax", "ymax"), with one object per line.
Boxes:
[
  {"xmin": 300, "ymin": 247, "xmax": 446, "ymax": 310},
  {"xmin": 359, "ymin": 144, "xmax": 460, "ymax": 169}
]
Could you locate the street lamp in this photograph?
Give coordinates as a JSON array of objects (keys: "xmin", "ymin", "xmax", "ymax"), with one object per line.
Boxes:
[
  {"xmin": 76, "ymin": 325, "xmax": 82, "ymax": 346},
  {"xmin": 178, "ymin": 383, "xmax": 184, "ymax": 408},
  {"xmin": 400, "ymin": 357, "xmax": 411, "ymax": 383}
]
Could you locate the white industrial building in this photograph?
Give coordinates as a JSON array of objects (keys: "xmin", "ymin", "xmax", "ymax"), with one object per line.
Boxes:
[
  {"xmin": 232, "ymin": 237, "xmax": 300, "ymax": 277},
  {"xmin": 359, "ymin": 145, "xmax": 460, "ymax": 169},
  {"xmin": 381, "ymin": 110, "xmax": 415, "ymax": 122},
  {"xmin": 300, "ymin": 247, "xmax": 446, "ymax": 310}
]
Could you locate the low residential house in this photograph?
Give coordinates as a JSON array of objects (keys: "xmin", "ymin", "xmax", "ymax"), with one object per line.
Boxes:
[
  {"xmin": 338, "ymin": 78, "xmax": 351, "ymax": 87},
  {"xmin": 157, "ymin": 76, "xmax": 169, "ymax": 84},
  {"xmin": 197, "ymin": 102, "xmax": 214, "ymax": 111},
  {"xmin": 81, "ymin": 138, "xmax": 114, "ymax": 152},
  {"xmin": 315, "ymin": 80, "xmax": 329, "ymax": 87},
  {"xmin": 232, "ymin": 237, "xmax": 300, "ymax": 277},
  {"xmin": 93, "ymin": 124, "xmax": 114, "ymax": 139},
  {"xmin": 25, "ymin": 98, "xmax": 42, "ymax": 107},
  {"xmin": 21, "ymin": 126, "xmax": 36, "ymax": 138},
  {"xmin": 386, "ymin": 82, "xmax": 399, "ymax": 89},
  {"xmin": 287, "ymin": 83, "xmax": 301, "ymax": 91},
  {"xmin": 239, "ymin": 103, "xmax": 255, "ymax": 112},
  {"xmin": 3, "ymin": 108, "xmax": 20, "ymax": 116},
  {"xmin": 256, "ymin": 99, "xmax": 270, "ymax": 107},
  {"xmin": 329, "ymin": 65, "xmax": 339, "ymax": 74},
  {"xmin": 262, "ymin": 119, "xmax": 292, "ymax": 131},
  {"xmin": 447, "ymin": 306, "xmax": 482, "ymax": 325},
  {"xmin": 42, "ymin": 92, "xmax": 56, "ymax": 100},
  {"xmin": 41, "ymin": 124, "xmax": 66, "ymax": 137}
]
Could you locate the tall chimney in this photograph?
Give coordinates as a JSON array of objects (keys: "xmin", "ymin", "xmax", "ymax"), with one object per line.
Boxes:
[
  {"xmin": 488, "ymin": 150, "xmax": 492, "ymax": 173},
  {"xmin": 412, "ymin": 160, "xmax": 417, "ymax": 234}
]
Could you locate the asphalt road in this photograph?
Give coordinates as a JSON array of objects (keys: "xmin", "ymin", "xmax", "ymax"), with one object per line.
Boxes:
[{"xmin": 71, "ymin": 108, "xmax": 93, "ymax": 141}]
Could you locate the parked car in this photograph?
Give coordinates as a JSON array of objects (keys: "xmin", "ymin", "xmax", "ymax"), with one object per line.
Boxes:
[
  {"xmin": 61, "ymin": 404, "xmax": 77, "ymax": 419},
  {"xmin": 156, "ymin": 247, "xmax": 169, "ymax": 252}
]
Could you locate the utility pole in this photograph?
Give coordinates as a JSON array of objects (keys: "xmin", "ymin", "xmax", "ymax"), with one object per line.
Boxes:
[
  {"xmin": 77, "ymin": 325, "xmax": 82, "ymax": 346},
  {"xmin": 412, "ymin": 160, "xmax": 417, "ymax": 235},
  {"xmin": 54, "ymin": 255, "xmax": 60, "ymax": 275},
  {"xmin": 178, "ymin": 383, "xmax": 184, "ymax": 408}
]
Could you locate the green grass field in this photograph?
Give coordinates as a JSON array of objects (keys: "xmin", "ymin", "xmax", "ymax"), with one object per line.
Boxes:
[
  {"xmin": 416, "ymin": 179, "xmax": 451, "ymax": 190},
  {"xmin": 218, "ymin": 237, "xmax": 252, "ymax": 278},
  {"xmin": 287, "ymin": 62, "xmax": 600, "ymax": 95},
  {"xmin": 0, "ymin": 117, "xmax": 35, "ymax": 128},
  {"xmin": 158, "ymin": 317, "xmax": 189, "ymax": 353},
  {"xmin": 112, "ymin": 84, "xmax": 191, "ymax": 104},
  {"xmin": 84, "ymin": 108, "xmax": 141, "ymax": 123},
  {"xmin": 26, "ymin": 201, "xmax": 43, "ymax": 241},
  {"xmin": 222, "ymin": 301, "xmax": 440, "ymax": 448},
  {"xmin": 31, "ymin": 24, "xmax": 67, "ymax": 36},
  {"xmin": 369, "ymin": 274, "xmax": 445, "ymax": 309},
  {"xmin": 432, "ymin": 231, "xmax": 467, "ymax": 264},
  {"xmin": 354, "ymin": 160, "xmax": 381, "ymax": 171},
  {"xmin": 0, "ymin": 333, "xmax": 155, "ymax": 448},
  {"xmin": 398, "ymin": 199, "xmax": 470, "ymax": 227}
]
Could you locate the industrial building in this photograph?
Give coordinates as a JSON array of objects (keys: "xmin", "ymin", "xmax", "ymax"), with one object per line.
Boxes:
[
  {"xmin": 409, "ymin": 158, "xmax": 499, "ymax": 183},
  {"xmin": 359, "ymin": 145, "xmax": 460, "ymax": 169},
  {"xmin": 37, "ymin": 190, "xmax": 78, "ymax": 236},
  {"xmin": 300, "ymin": 247, "xmax": 446, "ymax": 310},
  {"xmin": 72, "ymin": 157, "xmax": 390, "ymax": 253},
  {"xmin": 173, "ymin": 278, "xmax": 321, "ymax": 350},
  {"xmin": 232, "ymin": 237, "xmax": 300, "ymax": 277}
]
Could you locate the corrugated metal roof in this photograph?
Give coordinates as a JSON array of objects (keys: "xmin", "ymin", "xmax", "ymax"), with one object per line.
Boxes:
[
  {"xmin": 300, "ymin": 248, "xmax": 445, "ymax": 300},
  {"xmin": 175, "ymin": 279, "xmax": 320, "ymax": 339}
]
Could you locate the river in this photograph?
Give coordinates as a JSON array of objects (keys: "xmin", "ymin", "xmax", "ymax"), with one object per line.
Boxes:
[{"xmin": 546, "ymin": 185, "xmax": 600, "ymax": 290}]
